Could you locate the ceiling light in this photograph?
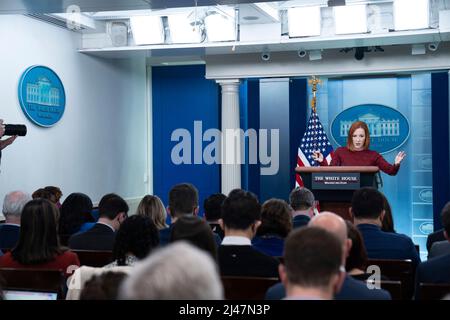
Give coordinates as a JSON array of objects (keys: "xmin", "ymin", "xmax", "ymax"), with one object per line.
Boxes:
[
  {"xmin": 130, "ymin": 16, "xmax": 164, "ymax": 45},
  {"xmin": 411, "ymin": 44, "xmax": 426, "ymax": 55},
  {"xmin": 288, "ymin": 6, "xmax": 321, "ymax": 37},
  {"xmin": 394, "ymin": 0, "xmax": 429, "ymax": 31},
  {"xmin": 167, "ymin": 13, "xmax": 202, "ymax": 44},
  {"xmin": 334, "ymin": 4, "xmax": 367, "ymax": 35}
]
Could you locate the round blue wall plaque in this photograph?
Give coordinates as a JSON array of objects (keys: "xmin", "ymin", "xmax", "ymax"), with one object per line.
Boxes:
[{"xmin": 18, "ymin": 66, "xmax": 66, "ymax": 127}]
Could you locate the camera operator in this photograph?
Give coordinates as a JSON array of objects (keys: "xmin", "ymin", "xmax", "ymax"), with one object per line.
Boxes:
[{"xmin": 0, "ymin": 119, "xmax": 18, "ymax": 163}]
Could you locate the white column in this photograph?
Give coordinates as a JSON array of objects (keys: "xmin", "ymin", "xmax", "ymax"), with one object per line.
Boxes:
[{"xmin": 217, "ymin": 79, "xmax": 241, "ymax": 195}]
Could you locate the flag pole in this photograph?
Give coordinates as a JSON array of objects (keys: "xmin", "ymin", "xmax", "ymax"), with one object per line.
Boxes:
[{"xmin": 308, "ymin": 76, "xmax": 322, "ymax": 113}]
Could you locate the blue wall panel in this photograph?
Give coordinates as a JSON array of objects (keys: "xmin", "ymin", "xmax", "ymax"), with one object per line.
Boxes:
[
  {"xmin": 152, "ymin": 65, "xmax": 220, "ymax": 219},
  {"xmin": 431, "ymin": 72, "xmax": 450, "ymax": 231}
]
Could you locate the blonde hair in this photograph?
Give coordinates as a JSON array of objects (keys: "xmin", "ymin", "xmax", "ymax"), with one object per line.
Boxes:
[{"xmin": 136, "ymin": 195, "xmax": 168, "ymax": 230}]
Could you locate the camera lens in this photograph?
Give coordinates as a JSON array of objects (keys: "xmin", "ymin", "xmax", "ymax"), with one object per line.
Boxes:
[{"xmin": 4, "ymin": 124, "xmax": 27, "ymax": 136}]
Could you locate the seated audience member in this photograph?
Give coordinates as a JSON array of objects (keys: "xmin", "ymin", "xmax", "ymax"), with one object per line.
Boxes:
[
  {"xmin": 381, "ymin": 193, "xmax": 396, "ymax": 233},
  {"xmin": 429, "ymin": 240, "xmax": 450, "ymax": 259},
  {"xmin": 119, "ymin": 242, "xmax": 223, "ymax": 300},
  {"xmin": 0, "ymin": 191, "xmax": 31, "ymax": 249},
  {"xmin": 59, "ymin": 193, "xmax": 96, "ymax": 239},
  {"xmin": 32, "ymin": 188, "xmax": 53, "ymax": 201},
  {"xmin": 79, "ymin": 271, "xmax": 128, "ymax": 300},
  {"xmin": 136, "ymin": 195, "xmax": 168, "ymax": 230},
  {"xmin": 169, "ymin": 215, "xmax": 217, "ymax": 260},
  {"xmin": 0, "ymin": 199, "xmax": 80, "ymax": 277},
  {"xmin": 428, "ymin": 202, "xmax": 450, "ymax": 259},
  {"xmin": 280, "ymin": 227, "xmax": 345, "ymax": 300},
  {"xmin": 105, "ymin": 215, "xmax": 159, "ymax": 268},
  {"xmin": 159, "ymin": 183, "xmax": 199, "ymax": 245},
  {"xmin": 44, "ymin": 186, "xmax": 63, "ymax": 209},
  {"xmin": 351, "ymin": 187, "xmax": 420, "ymax": 267},
  {"xmin": 69, "ymin": 193, "xmax": 128, "ymax": 251},
  {"xmin": 415, "ymin": 201, "xmax": 450, "ymax": 299},
  {"xmin": 252, "ymin": 199, "xmax": 292, "ymax": 257},
  {"xmin": 345, "ymin": 221, "xmax": 370, "ymax": 280},
  {"xmin": 266, "ymin": 212, "xmax": 391, "ymax": 300},
  {"xmin": 289, "ymin": 187, "xmax": 315, "ymax": 229},
  {"xmin": 427, "ymin": 228, "xmax": 446, "ymax": 252},
  {"xmin": 203, "ymin": 193, "xmax": 227, "ymax": 239},
  {"xmin": 218, "ymin": 189, "xmax": 279, "ymax": 278}
]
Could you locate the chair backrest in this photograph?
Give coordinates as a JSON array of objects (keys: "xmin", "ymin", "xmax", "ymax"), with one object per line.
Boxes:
[
  {"xmin": 0, "ymin": 268, "xmax": 65, "ymax": 299},
  {"xmin": 419, "ymin": 283, "xmax": 450, "ymax": 300},
  {"xmin": 221, "ymin": 276, "xmax": 279, "ymax": 300},
  {"xmin": 367, "ymin": 280, "xmax": 402, "ymax": 300},
  {"xmin": 367, "ymin": 259, "xmax": 415, "ymax": 300},
  {"xmin": 72, "ymin": 250, "xmax": 113, "ymax": 267}
]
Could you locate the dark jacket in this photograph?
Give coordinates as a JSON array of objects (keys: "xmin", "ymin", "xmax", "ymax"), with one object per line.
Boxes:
[
  {"xmin": 218, "ymin": 245, "xmax": 280, "ymax": 278},
  {"xmin": 414, "ymin": 253, "xmax": 450, "ymax": 299},
  {"xmin": 68, "ymin": 223, "xmax": 116, "ymax": 251},
  {"xmin": 265, "ymin": 275, "xmax": 392, "ymax": 300},
  {"xmin": 0, "ymin": 224, "xmax": 20, "ymax": 250},
  {"xmin": 357, "ymin": 224, "xmax": 421, "ymax": 267}
]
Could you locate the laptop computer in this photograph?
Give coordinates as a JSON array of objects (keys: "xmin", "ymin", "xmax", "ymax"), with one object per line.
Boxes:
[{"xmin": 3, "ymin": 289, "xmax": 58, "ymax": 300}]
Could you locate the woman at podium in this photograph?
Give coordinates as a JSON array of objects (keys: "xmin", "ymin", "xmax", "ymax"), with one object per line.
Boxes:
[{"xmin": 312, "ymin": 121, "xmax": 406, "ymax": 175}]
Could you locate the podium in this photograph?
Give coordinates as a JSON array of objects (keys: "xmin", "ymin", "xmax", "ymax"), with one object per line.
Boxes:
[{"xmin": 295, "ymin": 166, "xmax": 380, "ymax": 221}]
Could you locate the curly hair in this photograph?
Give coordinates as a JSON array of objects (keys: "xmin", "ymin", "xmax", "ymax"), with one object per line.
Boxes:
[
  {"xmin": 113, "ymin": 215, "xmax": 160, "ymax": 266},
  {"xmin": 59, "ymin": 193, "xmax": 94, "ymax": 235},
  {"xmin": 257, "ymin": 198, "xmax": 293, "ymax": 238}
]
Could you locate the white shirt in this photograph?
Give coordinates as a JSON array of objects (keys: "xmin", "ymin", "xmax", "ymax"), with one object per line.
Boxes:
[{"xmin": 221, "ymin": 236, "xmax": 251, "ymax": 246}]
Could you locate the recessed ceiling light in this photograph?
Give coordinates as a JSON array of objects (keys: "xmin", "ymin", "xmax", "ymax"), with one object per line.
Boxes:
[{"xmin": 243, "ymin": 16, "xmax": 259, "ymax": 21}]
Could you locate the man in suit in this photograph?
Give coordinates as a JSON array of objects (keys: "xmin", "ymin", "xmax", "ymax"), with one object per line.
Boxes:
[
  {"xmin": 203, "ymin": 193, "xmax": 226, "ymax": 239},
  {"xmin": 415, "ymin": 201, "xmax": 450, "ymax": 299},
  {"xmin": 426, "ymin": 229, "xmax": 445, "ymax": 252},
  {"xmin": 280, "ymin": 227, "xmax": 345, "ymax": 299},
  {"xmin": 266, "ymin": 212, "xmax": 391, "ymax": 300},
  {"xmin": 289, "ymin": 187, "xmax": 315, "ymax": 229},
  {"xmin": 160, "ymin": 183, "xmax": 199, "ymax": 244},
  {"xmin": 218, "ymin": 189, "xmax": 279, "ymax": 278},
  {"xmin": 428, "ymin": 202, "xmax": 450, "ymax": 258},
  {"xmin": 160, "ymin": 183, "xmax": 222, "ymax": 246},
  {"xmin": 69, "ymin": 193, "xmax": 128, "ymax": 251},
  {"xmin": 352, "ymin": 187, "xmax": 420, "ymax": 267},
  {"xmin": 0, "ymin": 191, "xmax": 32, "ymax": 249}
]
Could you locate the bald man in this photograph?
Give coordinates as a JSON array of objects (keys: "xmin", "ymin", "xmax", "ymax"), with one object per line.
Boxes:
[{"xmin": 266, "ymin": 212, "xmax": 391, "ymax": 300}]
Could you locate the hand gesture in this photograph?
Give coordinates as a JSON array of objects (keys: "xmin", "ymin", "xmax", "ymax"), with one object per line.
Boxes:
[
  {"xmin": 0, "ymin": 135, "xmax": 17, "ymax": 150},
  {"xmin": 312, "ymin": 150, "xmax": 324, "ymax": 163},
  {"xmin": 394, "ymin": 151, "xmax": 406, "ymax": 165}
]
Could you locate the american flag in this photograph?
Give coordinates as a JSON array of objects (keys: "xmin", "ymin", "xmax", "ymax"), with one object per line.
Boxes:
[{"xmin": 295, "ymin": 110, "xmax": 334, "ymax": 187}]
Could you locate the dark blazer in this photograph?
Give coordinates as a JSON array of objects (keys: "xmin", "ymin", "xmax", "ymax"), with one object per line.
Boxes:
[
  {"xmin": 357, "ymin": 224, "xmax": 421, "ymax": 267},
  {"xmin": 68, "ymin": 223, "xmax": 116, "ymax": 251},
  {"xmin": 252, "ymin": 235, "xmax": 285, "ymax": 257},
  {"xmin": 159, "ymin": 227, "xmax": 171, "ymax": 245},
  {"xmin": 426, "ymin": 229, "xmax": 446, "ymax": 251},
  {"xmin": 160, "ymin": 226, "xmax": 222, "ymax": 246},
  {"xmin": 415, "ymin": 253, "xmax": 450, "ymax": 299},
  {"xmin": 218, "ymin": 245, "xmax": 280, "ymax": 278},
  {"xmin": 0, "ymin": 224, "xmax": 20, "ymax": 249},
  {"xmin": 292, "ymin": 215, "xmax": 310, "ymax": 229},
  {"xmin": 428, "ymin": 241, "xmax": 450, "ymax": 259},
  {"xmin": 265, "ymin": 275, "xmax": 391, "ymax": 300}
]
